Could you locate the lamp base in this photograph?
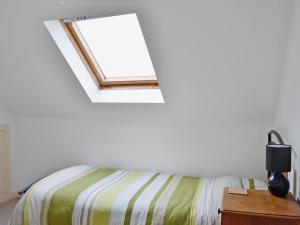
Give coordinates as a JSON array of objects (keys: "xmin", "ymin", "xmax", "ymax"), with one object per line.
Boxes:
[{"xmin": 268, "ymin": 172, "xmax": 290, "ymax": 197}]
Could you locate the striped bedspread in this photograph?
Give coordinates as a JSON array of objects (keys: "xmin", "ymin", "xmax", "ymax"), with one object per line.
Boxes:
[{"xmin": 10, "ymin": 165, "xmax": 267, "ymax": 225}]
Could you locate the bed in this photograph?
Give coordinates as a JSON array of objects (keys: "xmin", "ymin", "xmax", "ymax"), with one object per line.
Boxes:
[{"xmin": 10, "ymin": 165, "xmax": 267, "ymax": 225}]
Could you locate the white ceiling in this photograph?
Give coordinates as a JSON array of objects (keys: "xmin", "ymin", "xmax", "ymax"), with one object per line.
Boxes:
[{"xmin": 0, "ymin": 0, "xmax": 292, "ymax": 123}]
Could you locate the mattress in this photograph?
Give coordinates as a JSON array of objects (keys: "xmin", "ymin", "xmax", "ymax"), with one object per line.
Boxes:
[{"xmin": 10, "ymin": 165, "xmax": 267, "ymax": 225}]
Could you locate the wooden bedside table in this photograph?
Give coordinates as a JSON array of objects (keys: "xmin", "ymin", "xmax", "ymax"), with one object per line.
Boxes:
[{"xmin": 220, "ymin": 187, "xmax": 300, "ymax": 225}]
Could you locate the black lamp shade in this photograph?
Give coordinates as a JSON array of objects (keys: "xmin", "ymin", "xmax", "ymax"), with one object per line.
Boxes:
[{"xmin": 266, "ymin": 144, "xmax": 291, "ymax": 172}]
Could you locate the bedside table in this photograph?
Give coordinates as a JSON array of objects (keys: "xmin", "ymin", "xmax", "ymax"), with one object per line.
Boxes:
[{"xmin": 220, "ymin": 187, "xmax": 300, "ymax": 225}]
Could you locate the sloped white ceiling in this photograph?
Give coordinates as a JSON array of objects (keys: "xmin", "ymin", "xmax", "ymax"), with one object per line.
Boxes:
[{"xmin": 0, "ymin": 0, "xmax": 292, "ymax": 123}]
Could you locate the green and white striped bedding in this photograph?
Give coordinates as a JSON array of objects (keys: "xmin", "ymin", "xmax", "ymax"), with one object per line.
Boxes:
[{"xmin": 10, "ymin": 165, "xmax": 267, "ymax": 225}]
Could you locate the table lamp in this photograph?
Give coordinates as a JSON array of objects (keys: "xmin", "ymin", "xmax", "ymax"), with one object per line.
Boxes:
[{"xmin": 266, "ymin": 130, "xmax": 291, "ymax": 197}]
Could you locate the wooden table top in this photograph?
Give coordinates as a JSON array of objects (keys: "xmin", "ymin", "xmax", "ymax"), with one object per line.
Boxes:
[{"xmin": 221, "ymin": 188, "xmax": 300, "ymax": 219}]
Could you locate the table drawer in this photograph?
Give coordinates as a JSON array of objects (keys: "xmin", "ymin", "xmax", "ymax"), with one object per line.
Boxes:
[{"xmin": 221, "ymin": 212, "xmax": 300, "ymax": 225}]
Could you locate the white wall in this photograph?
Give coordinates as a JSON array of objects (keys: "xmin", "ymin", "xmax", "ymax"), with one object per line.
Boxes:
[
  {"xmin": 0, "ymin": 104, "xmax": 16, "ymax": 192},
  {"xmin": 275, "ymin": 0, "xmax": 300, "ymax": 200},
  {"xmin": 13, "ymin": 118, "xmax": 271, "ymax": 191},
  {"xmin": 0, "ymin": 104, "xmax": 14, "ymax": 125},
  {"xmin": 0, "ymin": 0, "xmax": 293, "ymax": 191}
]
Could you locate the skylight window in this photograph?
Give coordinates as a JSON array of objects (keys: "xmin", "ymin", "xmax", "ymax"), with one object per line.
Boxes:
[
  {"xmin": 61, "ymin": 14, "xmax": 159, "ymax": 89},
  {"xmin": 44, "ymin": 14, "xmax": 164, "ymax": 103},
  {"xmin": 44, "ymin": 13, "xmax": 164, "ymax": 103}
]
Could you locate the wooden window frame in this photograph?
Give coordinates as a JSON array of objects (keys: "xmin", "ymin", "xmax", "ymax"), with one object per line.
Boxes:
[{"xmin": 60, "ymin": 19, "xmax": 159, "ymax": 89}]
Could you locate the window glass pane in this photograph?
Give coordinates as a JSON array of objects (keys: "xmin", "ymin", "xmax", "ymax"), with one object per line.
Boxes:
[{"xmin": 75, "ymin": 14, "xmax": 156, "ymax": 79}]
